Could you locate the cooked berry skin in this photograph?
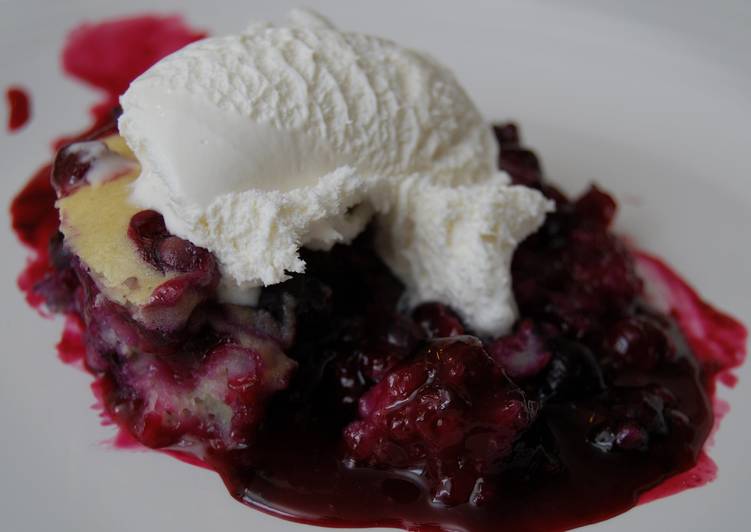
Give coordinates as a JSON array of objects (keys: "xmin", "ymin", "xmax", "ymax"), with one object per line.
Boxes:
[
  {"xmin": 128, "ymin": 209, "xmax": 216, "ymax": 275},
  {"xmin": 51, "ymin": 143, "xmax": 95, "ymax": 197},
  {"xmin": 344, "ymin": 337, "xmax": 534, "ymax": 506}
]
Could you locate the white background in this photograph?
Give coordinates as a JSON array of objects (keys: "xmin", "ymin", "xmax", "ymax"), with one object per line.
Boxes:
[{"xmin": 1, "ymin": 1, "xmax": 749, "ymax": 531}]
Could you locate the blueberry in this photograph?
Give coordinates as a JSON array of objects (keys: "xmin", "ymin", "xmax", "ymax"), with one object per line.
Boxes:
[
  {"xmin": 51, "ymin": 143, "xmax": 98, "ymax": 197},
  {"xmin": 493, "ymin": 123, "xmax": 520, "ymax": 146},
  {"xmin": 603, "ymin": 316, "xmax": 673, "ymax": 371},
  {"xmin": 539, "ymin": 339, "xmax": 605, "ymax": 402},
  {"xmin": 158, "ymin": 236, "xmax": 199, "ymax": 272}
]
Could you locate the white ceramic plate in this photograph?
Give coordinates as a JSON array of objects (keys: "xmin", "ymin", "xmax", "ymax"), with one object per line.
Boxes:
[{"xmin": 1, "ymin": 1, "xmax": 749, "ymax": 531}]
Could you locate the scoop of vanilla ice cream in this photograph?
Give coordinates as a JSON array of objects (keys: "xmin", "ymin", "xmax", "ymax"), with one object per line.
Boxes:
[
  {"xmin": 377, "ymin": 174, "xmax": 551, "ymax": 335},
  {"xmin": 121, "ymin": 9, "xmax": 494, "ymax": 278},
  {"xmin": 120, "ymin": 8, "xmax": 552, "ymax": 335}
]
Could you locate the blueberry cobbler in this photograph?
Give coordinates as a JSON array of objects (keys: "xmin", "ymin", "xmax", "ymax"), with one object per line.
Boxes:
[{"xmin": 10, "ymin": 9, "xmax": 747, "ymax": 532}]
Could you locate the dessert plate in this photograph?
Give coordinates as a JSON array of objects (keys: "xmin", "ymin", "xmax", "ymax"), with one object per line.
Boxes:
[{"xmin": 1, "ymin": 1, "xmax": 749, "ymax": 531}]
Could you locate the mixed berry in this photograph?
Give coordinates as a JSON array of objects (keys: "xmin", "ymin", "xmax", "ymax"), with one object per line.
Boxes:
[{"xmin": 12, "ymin": 119, "xmax": 740, "ymax": 531}]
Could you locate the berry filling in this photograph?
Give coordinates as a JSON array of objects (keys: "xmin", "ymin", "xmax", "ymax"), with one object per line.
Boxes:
[
  {"xmin": 14, "ymin": 117, "xmax": 746, "ymax": 532},
  {"xmin": 344, "ymin": 337, "xmax": 533, "ymax": 507},
  {"xmin": 128, "ymin": 210, "xmax": 211, "ymax": 274}
]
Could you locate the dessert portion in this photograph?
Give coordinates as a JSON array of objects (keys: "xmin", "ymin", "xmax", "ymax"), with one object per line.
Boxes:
[
  {"xmin": 51, "ymin": 135, "xmax": 296, "ymax": 449},
  {"xmin": 10, "ymin": 9, "xmax": 747, "ymax": 532}
]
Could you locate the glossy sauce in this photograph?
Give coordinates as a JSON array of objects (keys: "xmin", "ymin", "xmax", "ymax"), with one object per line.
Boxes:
[{"xmin": 200, "ymin": 284, "xmax": 741, "ymax": 532}]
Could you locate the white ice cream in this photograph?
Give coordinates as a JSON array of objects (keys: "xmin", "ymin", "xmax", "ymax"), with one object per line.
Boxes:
[{"xmin": 119, "ymin": 9, "xmax": 553, "ymax": 335}]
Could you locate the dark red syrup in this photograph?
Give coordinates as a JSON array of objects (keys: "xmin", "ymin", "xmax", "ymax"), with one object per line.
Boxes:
[
  {"xmin": 8, "ymin": 14, "xmax": 748, "ymax": 532},
  {"xmin": 6, "ymin": 86, "xmax": 31, "ymax": 132}
]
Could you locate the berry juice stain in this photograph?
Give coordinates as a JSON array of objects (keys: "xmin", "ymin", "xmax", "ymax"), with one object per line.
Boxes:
[
  {"xmin": 8, "ymin": 13, "xmax": 749, "ymax": 532},
  {"xmin": 6, "ymin": 86, "xmax": 31, "ymax": 132},
  {"xmin": 62, "ymin": 15, "xmax": 206, "ymax": 106}
]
